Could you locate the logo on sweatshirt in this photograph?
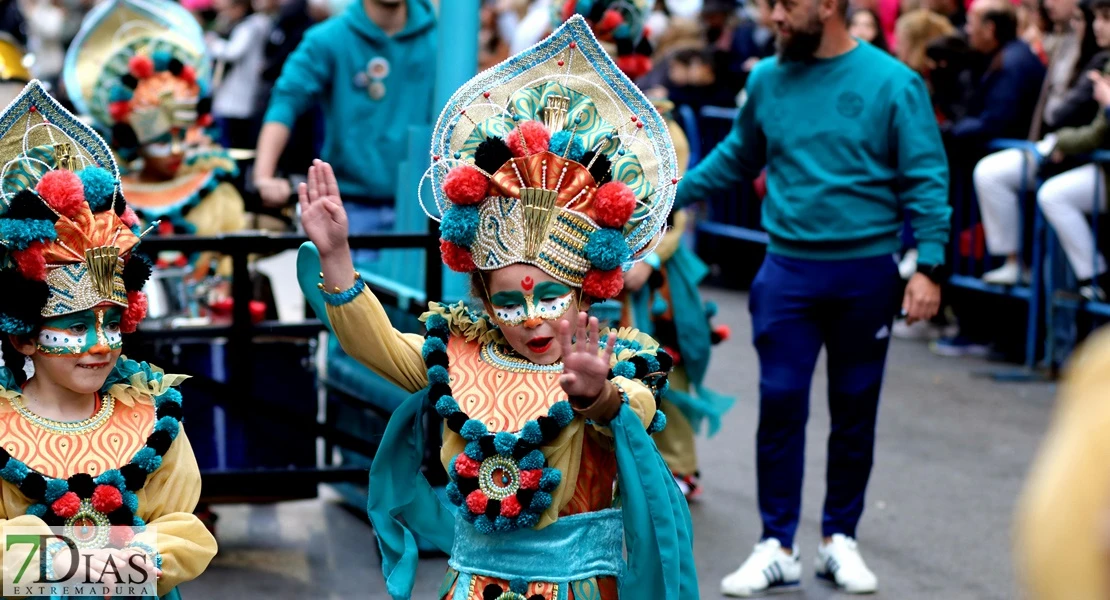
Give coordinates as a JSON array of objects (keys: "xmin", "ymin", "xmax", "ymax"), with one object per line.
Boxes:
[{"xmin": 836, "ymin": 91, "xmax": 864, "ymax": 119}]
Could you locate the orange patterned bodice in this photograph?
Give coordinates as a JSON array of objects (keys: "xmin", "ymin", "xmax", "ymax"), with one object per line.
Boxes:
[{"xmin": 0, "ymin": 393, "xmax": 155, "ymax": 479}]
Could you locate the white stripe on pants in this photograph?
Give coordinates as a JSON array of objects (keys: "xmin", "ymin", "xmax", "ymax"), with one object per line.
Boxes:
[
  {"xmin": 973, "ymin": 148, "xmax": 1037, "ymax": 256},
  {"xmin": 1037, "ymin": 163, "xmax": 1108, "ymax": 281}
]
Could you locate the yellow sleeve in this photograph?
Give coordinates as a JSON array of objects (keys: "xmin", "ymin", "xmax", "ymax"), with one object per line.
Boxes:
[
  {"xmin": 186, "ymin": 182, "xmax": 247, "ymax": 237},
  {"xmin": 325, "ymin": 287, "xmax": 429, "ymax": 394},
  {"xmin": 654, "ymin": 210, "xmax": 688, "ymax": 264},
  {"xmin": 132, "ymin": 427, "xmax": 218, "ymax": 596},
  {"xmin": 0, "ymin": 485, "xmax": 53, "ymax": 597}
]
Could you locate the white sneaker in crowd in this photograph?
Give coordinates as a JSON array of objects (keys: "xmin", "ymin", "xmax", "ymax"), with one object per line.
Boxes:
[
  {"xmin": 815, "ymin": 534, "xmax": 878, "ymax": 594},
  {"xmin": 982, "ymin": 261, "xmax": 1022, "ymax": 285},
  {"xmin": 720, "ymin": 538, "xmax": 802, "ymax": 597}
]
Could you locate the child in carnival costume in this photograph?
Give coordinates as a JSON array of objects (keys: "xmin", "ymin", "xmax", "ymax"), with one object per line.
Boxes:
[
  {"xmin": 0, "ymin": 81, "xmax": 216, "ymax": 597},
  {"xmin": 297, "ymin": 16, "xmax": 697, "ymax": 600},
  {"xmin": 62, "ymin": 0, "xmax": 245, "ymax": 277},
  {"xmin": 556, "ymin": 0, "xmax": 736, "ymax": 501}
]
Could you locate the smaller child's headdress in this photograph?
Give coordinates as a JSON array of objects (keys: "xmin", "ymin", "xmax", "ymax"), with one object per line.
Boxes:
[{"xmin": 551, "ymin": 0, "xmax": 655, "ymax": 79}]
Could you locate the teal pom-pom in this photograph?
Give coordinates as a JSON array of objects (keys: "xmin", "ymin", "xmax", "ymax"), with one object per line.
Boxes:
[
  {"xmin": 108, "ymin": 85, "xmax": 133, "ymax": 103},
  {"xmin": 440, "ymin": 205, "xmax": 479, "ymax": 247},
  {"xmin": 0, "ymin": 219, "xmax": 57, "ymax": 250},
  {"xmin": 494, "ymin": 516, "xmax": 513, "ymax": 531},
  {"xmin": 422, "ymin": 336, "xmax": 447, "ymax": 360},
  {"xmin": 612, "ymin": 361, "xmax": 636, "ymax": 379},
  {"xmin": 131, "ymin": 448, "xmax": 163, "ymax": 473},
  {"xmin": 152, "ymin": 51, "xmax": 172, "ymax": 71},
  {"xmin": 133, "ymin": 516, "xmax": 146, "ymax": 528},
  {"xmin": 122, "ymin": 490, "xmax": 139, "ymax": 513},
  {"xmin": 648, "ymin": 410, "xmax": 667, "ymax": 434},
  {"xmin": 644, "ymin": 355, "xmax": 660, "ymax": 373},
  {"xmin": 448, "ymin": 455, "xmax": 458, "ymax": 478},
  {"xmin": 79, "ymin": 167, "xmax": 117, "ymax": 212},
  {"xmin": 95, "ymin": 469, "xmax": 126, "ymax": 490},
  {"xmin": 446, "ymin": 481, "xmax": 463, "ymax": 505},
  {"xmin": 585, "ymin": 228, "xmax": 630, "ymax": 270},
  {"xmin": 517, "ymin": 512, "xmax": 539, "ymax": 528},
  {"xmin": 539, "ymin": 468, "xmax": 562, "ymax": 492},
  {"xmin": 460, "ymin": 419, "xmax": 489, "ymax": 441},
  {"xmin": 529, "ymin": 491, "xmax": 552, "ymax": 512},
  {"xmin": 494, "ymin": 432, "xmax": 516, "ymax": 456},
  {"xmin": 614, "ymin": 23, "xmax": 632, "ymax": 39},
  {"xmin": 26, "ymin": 503, "xmax": 47, "ymax": 518},
  {"xmin": 154, "ymin": 388, "xmax": 182, "ymax": 408},
  {"xmin": 464, "ymin": 441, "xmax": 484, "ymax": 461},
  {"xmin": 705, "ymin": 301, "xmax": 718, "ymax": 318},
  {"xmin": 154, "ymin": 416, "xmax": 180, "ymax": 437},
  {"xmin": 0, "ymin": 316, "xmax": 33, "ymax": 335},
  {"xmin": 473, "ymin": 515, "xmax": 495, "ymax": 534},
  {"xmin": 460, "ymin": 509, "xmax": 476, "ymax": 523},
  {"xmin": 435, "ymin": 395, "xmax": 460, "ymax": 418},
  {"xmin": 520, "ymin": 421, "xmax": 543, "ymax": 445},
  {"xmin": 652, "ymin": 293, "xmax": 669, "ymax": 316},
  {"xmin": 576, "ymin": 0, "xmax": 594, "ymax": 14},
  {"xmin": 44, "ymin": 478, "xmax": 69, "ymax": 503},
  {"xmin": 520, "ymin": 450, "xmax": 545, "ymax": 470},
  {"xmin": 424, "ymin": 313, "xmax": 448, "ymax": 333},
  {"xmin": 509, "ymin": 579, "xmax": 529, "ymax": 594},
  {"xmin": 0, "ymin": 458, "xmax": 29, "ymax": 483},
  {"xmin": 428, "ymin": 365, "xmax": 451, "ymax": 385},
  {"xmin": 548, "ymin": 401, "xmax": 574, "ymax": 428},
  {"xmin": 130, "ymin": 224, "xmax": 142, "ymax": 237},
  {"xmin": 549, "ymin": 131, "xmax": 585, "ymax": 162}
]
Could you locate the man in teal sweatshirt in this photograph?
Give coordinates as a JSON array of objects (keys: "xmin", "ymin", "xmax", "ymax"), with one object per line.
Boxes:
[
  {"xmin": 674, "ymin": 0, "xmax": 951, "ymax": 595},
  {"xmin": 253, "ymin": 0, "xmax": 436, "ymax": 244}
]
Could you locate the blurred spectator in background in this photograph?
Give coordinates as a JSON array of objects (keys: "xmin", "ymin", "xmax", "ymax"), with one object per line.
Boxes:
[
  {"xmin": 207, "ymin": 0, "xmax": 277, "ymax": 150},
  {"xmin": 0, "ymin": 0, "xmax": 24, "ymax": 45},
  {"xmin": 1018, "ymin": 0, "xmax": 1051, "ymax": 60},
  {"xmin": 897, "ymin": 9, "xmax": 957, "ymax": 73},
  {"xmin": 665, "ymin": 47, "xmax": 741, "ymax": 108},
  {"xmin": 20, "ymin": 0, "xmax": 62, "ymax": 85},
  {"xmin": 925, "ymin": 33, "xmax": 974, "ymax": 121},
  {"xmin": 924, "ymin": 0, "xmax": 968, "ymax": 29},
  {"xmin": 850, "ymin": 7, "xmax": 892, "ymax": 50},
  {"xmin": 701, "ymin": 0, "xmax": 776, "ymax": 97},
  {"xmin": 509, "ymin": 0, "xmax": 550, "ymax": 53},
  {"xmin": 479, "ymin": 0, "xmax": 510, "ymax": 69}
]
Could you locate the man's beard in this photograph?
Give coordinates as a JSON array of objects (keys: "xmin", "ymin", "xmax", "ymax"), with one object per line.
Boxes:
[{"xmin": 776, "ymin": 17, "xmax": 824, "ymax": 61}]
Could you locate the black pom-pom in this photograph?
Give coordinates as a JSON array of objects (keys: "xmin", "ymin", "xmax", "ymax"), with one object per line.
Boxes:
[
  {"xmin": 122, "ymin": 254, "xmax": 153, "ymax": 292},
  {"xmin": 647, "ymin": 269, "xmax": 664, "ymax": 290},
  {"xmin": 484, "ymin": 499, "xmax": 501, "ymax": 520},
  {"xmin": 483, "ymin": 585, "xmax": 503, "ymax": 600},
  {"xmin": 428, "ymin": 328, "xmax": 448, "ymax": 344},
  {"xmin": 120, "ymin": 74, "xmax": 138, "ymax": 89},
  {"xmin": 111, "ymin": 123, "xmax": 139, "ymax": 150},
  {"xmin": 168, "ymin": 58, "xmax": 184, "ymax": 76},
  {"xmin": 7, "ymin": 190, "xmax": 57, "ymax": 222},
  {"xmin": 425, "ymin": 349, "xmax": 449, "ymax": 369},
  {"xmin": 616, "ymin": 37, "xmax": 634, "ymax": 56},
  {"xmin": 581, "ymin": 151, "xmax": 613, "ymax": 185},
  {"xmin": 67, "ymin": 473, "xmax": 95, "ymax": 498},
  {"xmin": 146, "ymin": 430, "xmax": 172, "ymax": 456},
  {"xmin": 478, "ymin": 436, "xmax": 496, "ymax": 458},
  {"xmin": 446, "ymin": 412, "xmax": 468, "ymax": 433},
  {"xmin": 515, "ymin": 488, "xmax": 535, "ymax": 510},
  {"xmin": 537, "ymin": 416, "xmax": 561, "ymax": 442},
  {"xmin": 0, "ymin": 270, "xmax": 49, "ymax": 325},
  {"xmin": 19, "ymin": 472, "xmax": 45, "ymax": 501},
  {"xmin": 656, "ymin": 350, "xmax": 674, "ymax": 373},
  {"xmin": 0, "ymin": 447, "xmax": 9, "ymax": 468},
  {"xmin": 474, "ymin": 137, "xmax": 513, "ymax": 175},
  {"xmin": 196, "ymin": 97, "xmax": 212, "ymax": 116},
  {"xmin": 586, "ymin": 1, "xmax": 606, "ymax": 21},
  {"xmin": 428, "ymin": 383, "xmax": 452, "ymax": 403},
  {"xmin": 711, "ymin": 329, "xmax": 725, "ymax": 345},
  {"xmin": 635, "ymin": 37, "xmax": 653, "ymax": 57},
  {"xmin": 114, "ymin": 197, "xmax": 127, "ymax": 216},
  {"xmin": 44, "ymin": 512, "xmax": 65, "ymax": 527},
  {"xmin": 513, "ymin": 439, "xmax": 533, "ymax": 459},
  {"xmin": 156, "ymin": 401, "xmax": 183, "ymax": 421},
  {"xmin": 629, "ymin": 356, "xmax": 650, "ymax": 378},
  {"xmin": 456, "ymin": 476, "xmax": 478, "ymax": 496},
  {"xmin": 107, "ymin": 507, "xmax": 133, "ymax": 526},
  {"xmin": 528, "ymin": 596, "xmax": 545, "ymax": 600},
  {"xmin": 120, "ymin": 464, "xmax": 148, "ymax": 491}
]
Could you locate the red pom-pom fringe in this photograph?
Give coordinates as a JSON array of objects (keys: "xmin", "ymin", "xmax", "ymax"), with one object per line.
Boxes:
[
  {"xmin": 36, "ymin": 170, "xmax": 85, "ymax": 218},
  {"xmin": 443, "ymin": 165, "xmax": 488, "ymax": 205},
  {"xmin": 455, "ymin": 453, "xmax": 480, "ymax": 478},
  {"xmin": 582, "ymin": 267, "xmax": 624, "ymax": 299},
  {"xmin": 593, "ymin": 181, "xmax": 636, "ymax": 227},
  {"xmin": 440, "ymin": 239, "xmax": 476, "ymax": 273},
  {"xmin": 506, "ymin": 121, "xmax": 550, "ymax": 158},
  {"xmin": 519, "ymin": 469, "xmax": 542, "ymax": 490},
  {"xmin": 598, "ymin": 9, "xmax": 624, "ymax": 32},
  {"xmin": 128, "ymin": 55, "xmax": 154, "ymax": 79},
  {"xmin": 108, "ymin": 101, "xmax": 131, "ymax": 123},
  {"xmin": 616, "ymin": 54, "xmax": 652, "ymax": 80},
  {"xmin": 121, "ymin": 207, "xmax": 139, "ymax": 227},
  {"xmin": 13, "ymin": 242, "xmax": 47, "ymax": 281},
  {"xmin": 51, "ymin": 492, "xmax": 81, "ymax": 519},
  {"xmin": 465, "ymin": 490, "xmax": 488, "ymax": 515},
  {"xmin": 108, "ymin": 526, "xmax": 135, "ymax": 548},
  {"xmin": 92, "ymin": 485, "xmax": 123, "ymax": 514},
  {"xmin": 121, "ymin": 291, "xmax": 148, "ymax": 334},
  {"xmin": 500, "ymin": 495, "xmax": 522, "ymax": 518},
  {"xmin": 180, "ymin": 65, "xmax": 197, "ymax": 86}
]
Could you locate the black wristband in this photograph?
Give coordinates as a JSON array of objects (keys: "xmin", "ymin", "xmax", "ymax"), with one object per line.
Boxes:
[{"xmin": 916, "ymin": 263, "xmax": 948, "ymax": 284}]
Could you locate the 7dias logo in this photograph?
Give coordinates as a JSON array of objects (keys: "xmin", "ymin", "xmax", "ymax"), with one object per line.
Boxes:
[{"xmin": 3, "ymin": 526, "xmax": 159, "ymax": 597}]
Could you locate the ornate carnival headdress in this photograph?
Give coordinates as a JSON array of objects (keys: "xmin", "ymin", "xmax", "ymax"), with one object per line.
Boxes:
[
  {"xmin": 425, "ymin": 15, "xmax": 677, "ymax": 300},
  {"xmin": 0, "ymin": 82, "xmax": 153, "ymax": 335},
  {"xmin": 62, "ymin": 0, "xmax": 213, "ymax": 156},
  {"xmin": 551, "ymin": 0, "xmax": 654, "ymax": 79}
]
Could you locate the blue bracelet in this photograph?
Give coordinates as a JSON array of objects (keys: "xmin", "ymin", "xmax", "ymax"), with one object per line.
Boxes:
[
  {"xmin": 319, "ymin": 272, "xmax": 366, "ymax": 306},
  {"xmin": 125, "ymin": 541, "xmax": 163, "ymax": 570}
]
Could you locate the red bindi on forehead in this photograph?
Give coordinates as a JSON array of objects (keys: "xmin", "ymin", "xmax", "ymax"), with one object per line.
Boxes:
[{"xmin": 521, "ymin": 276, "xmax": 535, "ymax": 292}]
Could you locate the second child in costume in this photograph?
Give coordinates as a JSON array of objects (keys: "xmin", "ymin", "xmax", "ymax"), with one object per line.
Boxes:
[
  {"xmin": 0, "ymin": 81, "xmax": 216, "ymax": 598},
  {"xmin": 298, "ymin": 17, "xmax": 696, "ymax": 600}
]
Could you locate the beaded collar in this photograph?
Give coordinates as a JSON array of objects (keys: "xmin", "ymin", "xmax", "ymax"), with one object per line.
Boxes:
[
  {"xmin": 0, "ymin": 359, "xmax": 184, "ymax": 548},
  {"xmin": 9, "ymin": 393, "xmax": 115, "ymax": 435},
  {"xmin": 479, "ymin": 342, "xmax": 563, "ymax": 374}
]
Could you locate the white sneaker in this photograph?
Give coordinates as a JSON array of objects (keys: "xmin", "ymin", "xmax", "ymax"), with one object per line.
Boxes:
[
  {"xmin": 721, "ymin": 538, "xmax": 802, "ymax": 597},
  {"xmin": 982, "ymin": 261, "xmax": 1021, "ymax": 285},
  {"xmin": 815, "ymin": 534, "xmax": 878, "ymax": 594},
  {"xmin": 897, "ymin": 249, "xmax": 918, "ymax": 280}
]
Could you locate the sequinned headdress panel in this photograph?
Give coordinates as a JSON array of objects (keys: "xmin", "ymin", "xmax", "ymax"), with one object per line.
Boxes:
[
  {"xmin": 0, "ymin": 82, "xmax": 154, "ymax": 335},
  {"xmin": 426, "ymin": 16, "xmax": 677, "ymax": 300},
  {"xmin": 62, "ymin": 0, "xmax": 212, "ymax": 149}
]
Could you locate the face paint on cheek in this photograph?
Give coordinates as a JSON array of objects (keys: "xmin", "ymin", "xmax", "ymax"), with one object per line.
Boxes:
[
  {"xmin": 36, "ymin": 328, "xmax": 90, "ymax": 355},
  {"xmin": 35, "ymin": 308, "xmax": 123, "ymax": 356}
]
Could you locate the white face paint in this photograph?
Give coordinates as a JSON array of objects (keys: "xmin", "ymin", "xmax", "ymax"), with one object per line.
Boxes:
[{"xmin": 37, "ymin": 328, "xmax": 88, "ymax": 354}]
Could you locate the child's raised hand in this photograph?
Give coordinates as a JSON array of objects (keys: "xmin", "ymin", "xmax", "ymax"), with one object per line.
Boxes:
[{"xmin": 298, "ymin": 160, "xmax": 349, "ymax": 257}]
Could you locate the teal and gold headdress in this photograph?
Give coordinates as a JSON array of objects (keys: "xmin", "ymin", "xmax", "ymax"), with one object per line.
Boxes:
[
  {"xmin": 426, "ymin": 15, "xmax": 677, "ymax": 300},
  {"xmin": 0, "ymin": 81, "xmax": 153, "ymax": 335}
]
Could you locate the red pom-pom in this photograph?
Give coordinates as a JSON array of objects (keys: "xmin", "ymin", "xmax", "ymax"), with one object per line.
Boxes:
[
  {"xmin": 465, "ymin": 490, "xmax": 488, "ymax": 515},
  {"xmin": 582, "ymin": 267, "xmax": 624, "ymax": 299},
  {"xmin": 92, "ymin": 485, "xmax": 123, "ymax": 513},
  {"xmin": 12, "ymin": 242, "xmax": 47, "ymax": 281},
  {"xmin": 108, "ymin": 526, "xmax": 135, "ymax": 548},
  {"xmin": 180, "ymin": 65, "xmax": 196, "ymax": 85},
  {"xmin": 714, "ymin": 324, "xmax": 732, "ymax": 342},
  {"xmin": 616, "ymin": 54, "xmax": 652, "ymax": 80},
  {"xmin": 121, "ymin": 207, "xmax": 139, "ymax": 227},
  {"xmin": 500, "ymin": 495, "xmax": 522, "ymax": 518},
  {"xmin": 598, "ymin": 9, "xmax": 624, "ymax": 32},
  {"xmin": 519, "ymin": 469, "xmax": 542, "ymax": 490},
  {"xmin": 36, "ymin": 170, "xmax": 85, "ymax": 218},
  {"xmin": 593, "ymin": 181, "xmax": 636, "ymax": 227},
  {"xmin": 51, "ymin": 492, "xmax": 81, "ymax": 519},
  {"xmin": 454, "ymin": 453, "xmax": 480, "ymax": 478},
  {"xmin": 121, "ymin": 291, "xmax": 147, "ymax": 333},
  {"xmin": 506, "ymin": 121, "xmax": 550, "ymax": 158},
  {"xmin": 108, "ymin": 101, "xmax": 131, "ymax": 123},
  {"xmin": 197, "ymin": 114, "xmax": 214, "ymax": 128},
  {"xmin": 128, "ymin": 55, "xmax": 154, "ymax": 79},
  {"xmin": 440, "ymin": 239, "xmax": 476, "ymax": 273},
  {"xmin": 443, "ymin": 165, "xmax": 488, "ymax": 205},
  {"xmin": 561, "ymin": 0, "xmax": 576, "ymax": 20}
]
